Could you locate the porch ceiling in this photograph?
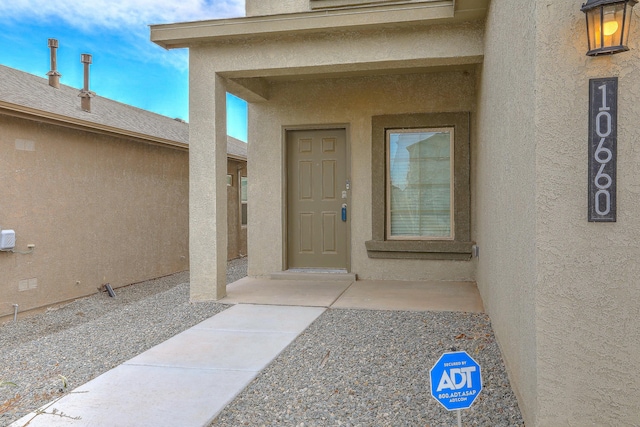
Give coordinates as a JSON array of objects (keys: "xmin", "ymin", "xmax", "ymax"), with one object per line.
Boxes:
[
  {"xmin": 222, "ymin": 58, "xmax": 482, "ymax": 82},
  {"xmin": 223, "ymin": 61, "xmax": 481, "ymax": 102}
]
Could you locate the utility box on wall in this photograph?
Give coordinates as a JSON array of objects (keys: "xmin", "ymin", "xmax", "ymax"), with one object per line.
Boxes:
[{"xmin": 0, "ymin": 229, "xmax": 16, "ymax": 251}]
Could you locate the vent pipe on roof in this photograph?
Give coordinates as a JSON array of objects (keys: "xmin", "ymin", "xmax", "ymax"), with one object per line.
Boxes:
[
  {"xmin": 78, "ymin": 53, "xmax": 95, "ymax": 112},
  {"xmin": 46, "ymin": 39, "xmax": 61, "ymax": 89}
]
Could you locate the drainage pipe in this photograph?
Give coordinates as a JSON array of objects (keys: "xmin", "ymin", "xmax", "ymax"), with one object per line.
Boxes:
[{"xmin": 12, "ymin": 304, "xmax": 18, "ymax": 322}]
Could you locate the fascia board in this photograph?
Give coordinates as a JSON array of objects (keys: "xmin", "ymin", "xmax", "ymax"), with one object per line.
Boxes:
[
  {"xmin": 227, "ymin": 154, "xmax": 248, "ymax": 162},
  {"xmin": 0, "ymin": 101, "xmax": 189, "ymax": 151},
  {"xmin": 151, "ymin": 1, "xmax": 454, "ymax": 49}
]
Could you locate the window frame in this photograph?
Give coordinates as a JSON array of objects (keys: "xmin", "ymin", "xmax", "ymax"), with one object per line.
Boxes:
[
  {"xmin": 386, "ymin": 127, "xmax": 455, "ymax": 241},
  {"xmin": 240, "ymin": 174, "xmax": 248, "ymax": 227},
  {"xmin": 366, "ymin": 112, "xmax": 472, "ymax": 260}
]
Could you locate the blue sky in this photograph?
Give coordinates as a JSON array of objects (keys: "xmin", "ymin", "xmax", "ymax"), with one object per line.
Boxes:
[{"xmin": 0, "ymin": 0, "xmax": 248, "ymax": 142}]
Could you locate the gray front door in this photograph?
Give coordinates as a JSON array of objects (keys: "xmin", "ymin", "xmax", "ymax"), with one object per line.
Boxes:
[{"xmin": 287, "ymin": 129, "xmax": 348, "ymax": 269}]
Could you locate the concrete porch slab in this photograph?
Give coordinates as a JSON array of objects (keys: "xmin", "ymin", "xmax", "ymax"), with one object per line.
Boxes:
[
  {"xmin": 331, "ymin": 279, "xmax": 484, "ymax": 313},
  {"xmin": 220, "ymin": 276, "xmax": 483, "ymax": 313},
  {"xmin": 220, "ymin": 276, "xmax": 353, "ymax": 307}
]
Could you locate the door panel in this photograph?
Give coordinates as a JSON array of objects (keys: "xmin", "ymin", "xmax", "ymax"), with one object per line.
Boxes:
[
  {"xmin": 322, "ymin": 160, "xmax": 336, "ymax": 199},
  {"xmin": 287, "ymin": 129, "xmax": 347, "ymax": 269},
  {"xmin": 299, "ymin": 161, "xmax": 313, "ymax": 199},
  {"xmin": 322, "ymin": 212, "xmax": 337, "ymax": 253}
]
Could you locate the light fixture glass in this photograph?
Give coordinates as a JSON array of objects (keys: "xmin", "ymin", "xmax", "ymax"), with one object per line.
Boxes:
[{"xmin": 582, "ymin": 0, "xmax": 638, "ymax": 56}]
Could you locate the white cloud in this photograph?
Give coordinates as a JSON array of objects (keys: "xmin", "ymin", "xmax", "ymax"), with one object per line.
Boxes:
[
  {"xmin": 0, "ymin": 0, "xmax": 245, "ymax": 72},
  {"xmin": 0, "ymin": 0, "xmax": 245, "ymax": 30}
]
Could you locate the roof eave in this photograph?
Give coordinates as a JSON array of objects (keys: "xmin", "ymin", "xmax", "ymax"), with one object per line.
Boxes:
[
  {"xmin": 227, "ymin": 153, "xmax": 248, "ymax": 162},
  {"xmin": 150, "ymin": 1, "xmax": 460, "ymax": 49},
  {"xmin": 0, "ymin": 101, "xmax": 189, "ymax": 150}
]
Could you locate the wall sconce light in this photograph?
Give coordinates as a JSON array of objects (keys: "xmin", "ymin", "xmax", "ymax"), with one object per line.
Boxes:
[{"xmin": 582, "ymin": 0, "xmax": 638, "ymax": 56}]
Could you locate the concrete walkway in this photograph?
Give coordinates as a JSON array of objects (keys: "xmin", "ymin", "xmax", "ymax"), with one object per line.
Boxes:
[{"xmin": 10, "ymin": 276, "xmax": 483, "ymax": 427}]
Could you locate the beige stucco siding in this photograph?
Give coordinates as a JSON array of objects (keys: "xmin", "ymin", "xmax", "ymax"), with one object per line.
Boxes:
[
  {"xmin": 476, "ymin": 0, "xmax": 538, "ymax": 424},
  {"xmin": 196, "ymin": 22, "xmax": 483, "ymax": 80},
  {"xmin": 0, "ymin": 115, "xmax": 189, "ymax": 318},
  {"xmin": 184, "ymin": 20, "xmax": 483, "ymax": 288},
  {"xmin": 188, "ymin": 56, "xmax": 229, "ymax": 301},
  {"xmin": 246, "ymin": 0, "xmax": 307, "ymax": 16},
  {"xmin": 248, "ymin": 70, "xmax": 476, "ymax": 280},
  {"xmin": 532, "ymin": 1, "xmax": 640, "ymax": 425},
  {"xmin": 480, "ymin": 0, "xmax": 640, "ymax": 424}
]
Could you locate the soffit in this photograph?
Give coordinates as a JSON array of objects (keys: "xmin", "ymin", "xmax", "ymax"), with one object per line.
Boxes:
[
  {"xmin": 150, "ymin": 0, "xmax": 489, "ymax": 49},
  {"xmin": 252, "ymin": 62, "xmax": 478, "ymax": 83},
  {"xmin": 222, "ymin": 60, "xmax": 481, "ymax": 103}
]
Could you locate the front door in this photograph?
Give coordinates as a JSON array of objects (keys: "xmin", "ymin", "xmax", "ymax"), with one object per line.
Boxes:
[{"xmin": 287, "ymin": 129, "xmax": 348, "ymax": 269}]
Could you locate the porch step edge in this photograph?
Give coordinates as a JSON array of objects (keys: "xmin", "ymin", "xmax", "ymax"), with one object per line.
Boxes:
[{"xmin": 270, "ymin": 271, "xmax": 357, "ymax": 281}]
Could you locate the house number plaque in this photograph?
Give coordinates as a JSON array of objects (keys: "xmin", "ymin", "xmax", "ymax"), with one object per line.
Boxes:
[{"xmin": 588, "ymin": 77, "xmax": 617, "ymax": 222}]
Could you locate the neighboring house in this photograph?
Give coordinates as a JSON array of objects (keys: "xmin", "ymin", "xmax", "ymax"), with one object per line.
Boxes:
[
  {"xmin": 150, "ymin": 0, "xmax": 640, "ymax": 425},
  {"xmin": 0, "ymin": 55, "xmax": 246, "ymax": 320},
  {"xmin": 226, "ymin": 135, "xmax": 248, "ymax": 260}
]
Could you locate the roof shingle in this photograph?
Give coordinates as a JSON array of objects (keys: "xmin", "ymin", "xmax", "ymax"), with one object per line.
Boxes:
[{"xmin": 0, "ymin": 64, "xmax": 246, "ymax": 159}]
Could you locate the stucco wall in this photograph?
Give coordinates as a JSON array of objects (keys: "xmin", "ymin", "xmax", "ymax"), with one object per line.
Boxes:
[
  {"xmin": 479, "ymin": 0, "xmax": 640, "ymax": 425},
  {"xmin": 475, "ymin": 0, "xmax": 539, "ymax": 424},
  {"xmin": 183, "ymin": 17, "xmax": 483, "ymax": 300},
  {"xmin": 246, "ymin": 0, "xmax": 308, "ymax": 16},
  {"xmin": 0, "ymin": 116, "xmax": 189, "ymax": 319},
  {"xmin": 532, "ymin": 1, "xmax": 640, "ymax": 425},
  {"xmin": 199, "ymin": 23, "xmax": 483, "ymax": 79},
  {"xmin": 248, "ymin": 70, "xmax": 476, "ymax": 280}
]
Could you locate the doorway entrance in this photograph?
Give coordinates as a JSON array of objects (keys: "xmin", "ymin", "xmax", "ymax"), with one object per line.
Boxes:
[{"xmin": 286, "ymin": 128, "xmax": 349, "ymax": 270}]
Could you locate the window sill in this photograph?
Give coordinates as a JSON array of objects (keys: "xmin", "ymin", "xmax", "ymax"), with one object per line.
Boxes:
[{"xmin": 365, "ymin": 239, "xmax": 473, "ymax": 260}]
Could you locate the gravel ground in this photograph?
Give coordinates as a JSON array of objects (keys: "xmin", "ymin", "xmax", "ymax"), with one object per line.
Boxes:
[
  {"xmin": 2, "ymin": 257, "xmax": 524, "ymax": 426},
  {"xmin": 0, "ymin": 258, "xmax": 247, "ymax": 426},
  {"xmin": 211, "ymin": 310, "xmax": 524, "ymax": 427}
]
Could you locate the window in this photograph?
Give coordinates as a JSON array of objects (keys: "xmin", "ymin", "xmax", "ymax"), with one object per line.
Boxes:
[
  {"xmin": 366, "ymin": 112, "xmax": 472, "ymax": 260},
  {"xmin": 240, "ymin": 175, "xmax": 248, "ymax": 226},
  {"xmin": 387, "ymin": 128, "xmax": 454, "ymax": 240}
]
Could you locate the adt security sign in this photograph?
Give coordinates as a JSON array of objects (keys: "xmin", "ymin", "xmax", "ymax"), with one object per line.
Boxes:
[{"xmin": 430, "ymin": 351, "xmax": 482, "ymax": 411}]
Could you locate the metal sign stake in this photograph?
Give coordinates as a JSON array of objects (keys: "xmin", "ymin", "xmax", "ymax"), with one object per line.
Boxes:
[{"xmin": 457, "ymin": 409, "xmax": 462, "ymax": 427}]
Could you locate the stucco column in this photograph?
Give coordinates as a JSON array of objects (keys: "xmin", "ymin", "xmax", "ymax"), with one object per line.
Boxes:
[{"xmin": 189, "ymin": 54, "xmax": 228, "ymax": 301}]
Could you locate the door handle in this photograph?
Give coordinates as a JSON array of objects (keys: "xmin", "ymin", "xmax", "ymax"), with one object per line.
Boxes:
[{"xmin": 341, "ymin": 204, "xmax": 347, "ymax": 222}]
